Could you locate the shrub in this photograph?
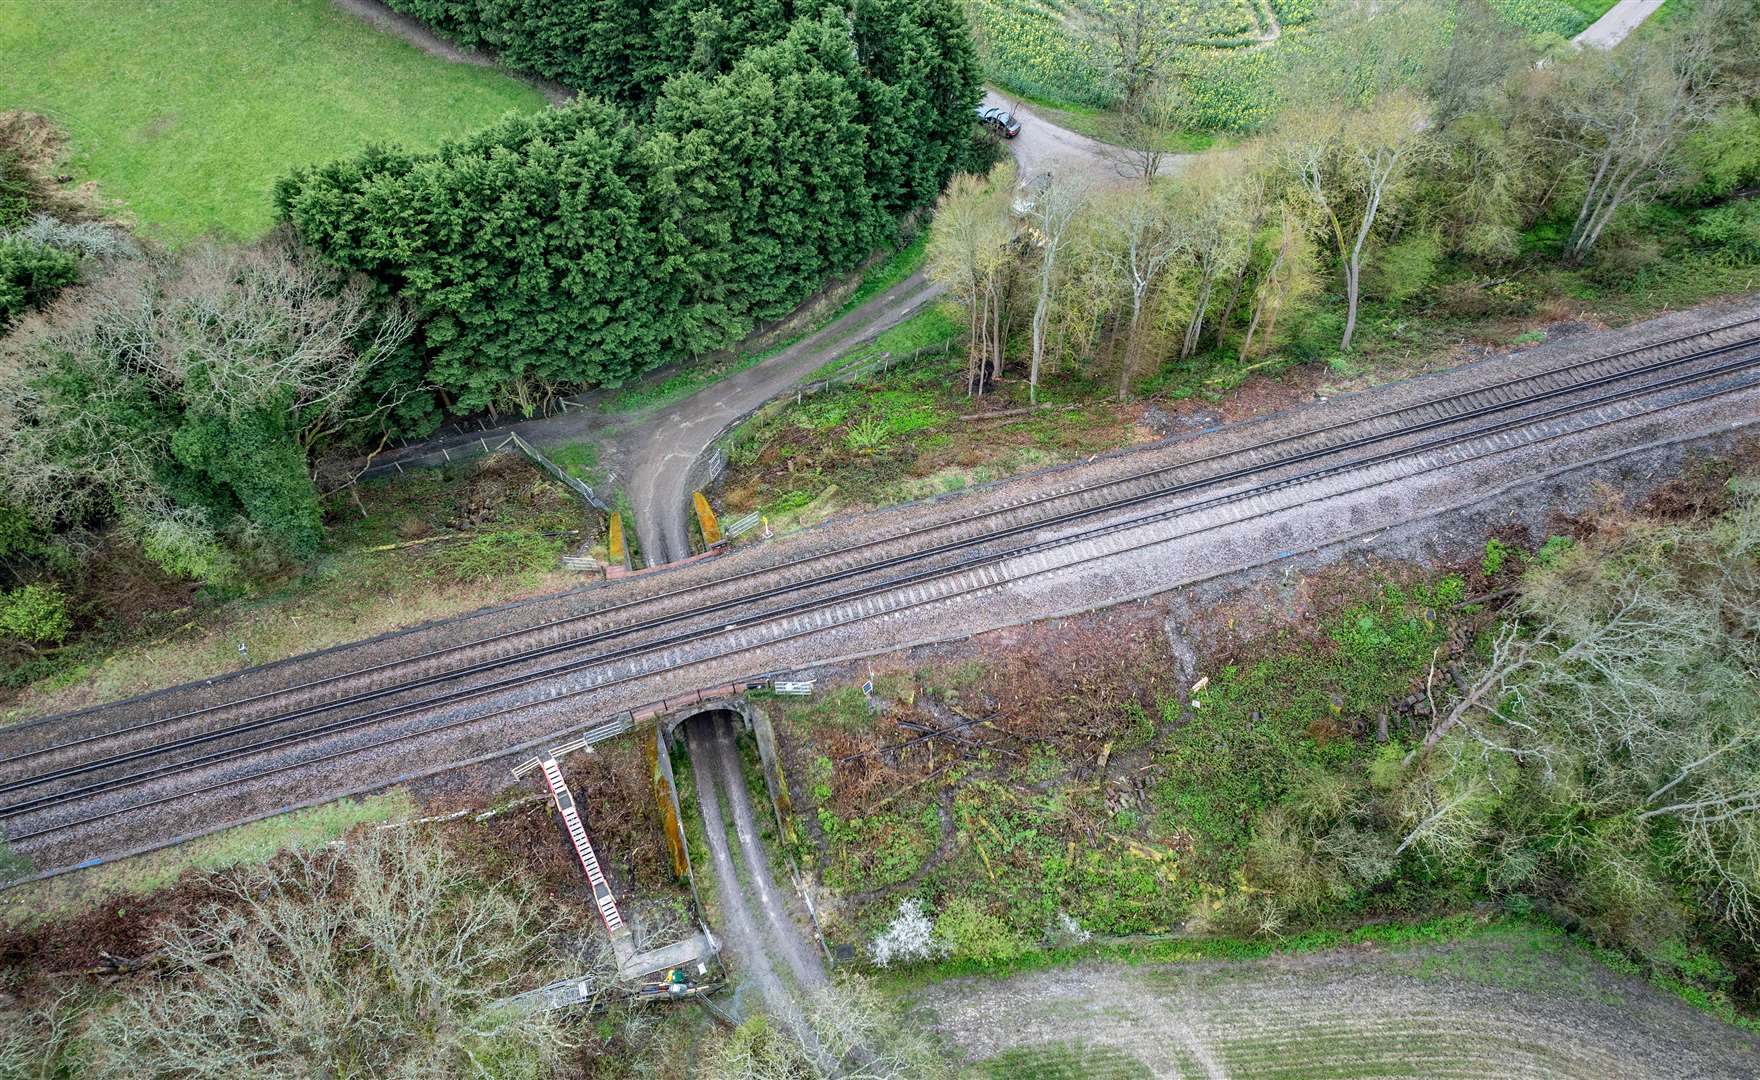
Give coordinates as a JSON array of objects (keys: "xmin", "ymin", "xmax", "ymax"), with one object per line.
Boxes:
[
  {"xmin": 1682, "ymin": 105, "xmax": 1760, "ymax": 202},
  {"xmin": 0, "ymin": 582, "xmax": 72, "ymax": 644},
  {"xmin": 1481, "ymin": 537, "xmax": 1516, "ymax": 577},
  {"xmin": 1534, "ymin": 534, "xmax": 1574, "ymax": 567},
  {"xmin": 0, "ymin": 152, "xmax": 33, "ymax": 232},
  {"xmin": 935, "ymin": 895, "xmax": 1027, "ymax": 965},
  {"xmin": 1690, "ymin": 202, "xmax": 1760, "ymax": 266},
  {"xmin": 1367, "ymin": 230, "xmax": 1443, "ymax": 303},
  {"xmin": 7, "ymin": 212, "xmax": 139, "ymax": 260},
  {"xmin": 872, "ymin": 897, "xmax": 949, "ymax": 966},
  {"xmin": 132, "ymin": 508, "xmax": 236, "ymax": 585},
  {"xmin": 0, "ymin": 238, "xmax": 78, "ymax": 327},
  {"xmin": 445, "ymin": 530, "xmax": 562, "ymax": 582}
]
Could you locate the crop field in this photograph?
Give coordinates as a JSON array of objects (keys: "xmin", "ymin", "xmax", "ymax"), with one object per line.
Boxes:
[
  {"xmin": 976, "ymin": 0, "xmax": 1600, "ymax": 131},
  {"xmin": 0, "ymin": 0, "xmax": 545, "ymax": 238},
  {"xmin": 927, "ymin": 924, "xmax": 1760, "ymax": 1078},
  {"xmin": 971, "ymin": 0, "xmax": 1302, "ymax": 126}
]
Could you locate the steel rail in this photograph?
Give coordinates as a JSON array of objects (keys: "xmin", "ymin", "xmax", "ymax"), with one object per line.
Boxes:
[
  {"xmin": 12, "ymin": 362, "xmax": 1757, "ymax": 845},
  {"xmin": 7, "ymin": 335, "xmax": 1758, "ymax": 797},
  {"xmin": 6, "ymin": 348, "xmax": 1757, "ymax": 826},
  {"xmin": 6, "ymin": 338, "xmax": 1759, "ymax": 803},
  {"xmin": 6, "ymin": 315, "xmax": 1759, "ymax": 785}
]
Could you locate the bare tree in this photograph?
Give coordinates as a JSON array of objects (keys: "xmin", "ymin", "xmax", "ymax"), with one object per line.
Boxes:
[
  {"xmin": 94, "ymin": 829, "xmax": 575, "ymax": 1079},
  {"xmin": 1165, "ymin": 156, "xmax": 1253, "ymax": 359},
  {"xmin": 1021, "ymin": 175, "xmax": 1088, "ymax": 404},
  {"xmin": 1279, "ymin": 0, "xmax": 1451, "ymax": 111},
  {"xmin": 1282, "ymin": 93, "xmax": 1430, "ymax": 351},
  {"xmin": 1208, "ymin": 154, "xmax": 1272, "ymax": 347},
  {"xmin": 1410, "ymin": 492, "xmax": 1760, "ymax": 936},
  {"xmin": 154, "ymin": 238, "xmax": 414, "ymax": 451},
  {"xmin": 0, "ymin": 989, "xmax": 85, "ymax": 1080},
  {"xmin": 1102, "ymin": 80, "xmax": 1184, "ymax": 183},
  {"xmin": 1238, "ymin": 203, "xmax": 1318, "ymax": 362},
  {"xmin": 927, "ymin": 166, "xmax": 1018, "ymax": 396},
  {"xmin": 1426, "ymin": 0, "xmax": 1533, "ymax": 126},
  {"xmin": 1093, "ymin": 186, "xmax": 1187, "ymax": 398},
  {"xmin": 1534, "ymin": 1, "xmax": 1729, "ymax": 262},
  {"xmin": 0, "ymin": 238, "xmax": 412, "ymax": 573},
  {"xmin": 1083, "ymin": 0, "xmax": 1193, "ymax": 111}
]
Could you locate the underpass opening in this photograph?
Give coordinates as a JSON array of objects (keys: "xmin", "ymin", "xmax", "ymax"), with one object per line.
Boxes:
[{"xmin": 673, "ymin": 700, "xmax": 828, "ymax": 1026}]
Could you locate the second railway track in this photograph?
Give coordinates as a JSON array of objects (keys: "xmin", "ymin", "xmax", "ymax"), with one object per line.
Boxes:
[{"xmin": 6, "ymin": 316, "xmax": 1760, "ymax": 846}]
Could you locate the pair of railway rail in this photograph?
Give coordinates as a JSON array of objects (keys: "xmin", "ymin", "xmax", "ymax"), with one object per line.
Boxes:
[{"xmin": 4, "ymin": 315, "xmax": 1760, "ymax": 851}]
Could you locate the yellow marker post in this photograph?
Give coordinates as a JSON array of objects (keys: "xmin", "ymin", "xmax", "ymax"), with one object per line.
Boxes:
[
  {"xmin": 607, "ymin": 511, "xmax": 627, "ymax": 568},
  {"xmin": 693, "ymin": 491, "xmax": 722, "ymax": 547}
]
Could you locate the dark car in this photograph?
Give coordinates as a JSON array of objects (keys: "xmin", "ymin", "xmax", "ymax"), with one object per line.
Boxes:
[{"xmin": 976, "ymin": 105, "xmax": 1022, "ymax": 139}]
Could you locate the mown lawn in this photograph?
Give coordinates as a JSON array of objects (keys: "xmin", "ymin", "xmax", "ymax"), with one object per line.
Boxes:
[{"xmin": 1, "ymin": 0, "xmax": 545, "ymax": 239}]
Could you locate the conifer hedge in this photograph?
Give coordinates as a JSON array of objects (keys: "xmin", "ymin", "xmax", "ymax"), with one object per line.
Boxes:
[{"xmin": 276, "ymin": 0, "xmax": 980, "ymax": 427}]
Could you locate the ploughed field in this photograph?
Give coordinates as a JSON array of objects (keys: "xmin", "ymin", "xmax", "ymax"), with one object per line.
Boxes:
[{"xmin": 925, "ymin": 924, "xmax": 1760, "ymax": 1079}]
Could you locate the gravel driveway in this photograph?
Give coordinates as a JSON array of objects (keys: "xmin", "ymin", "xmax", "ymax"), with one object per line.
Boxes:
[{"xmin": 981, "ymin": 89, "xmax": 1195, "ymax": 185}]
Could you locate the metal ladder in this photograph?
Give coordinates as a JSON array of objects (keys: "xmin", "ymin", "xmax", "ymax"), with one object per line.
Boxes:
[{"xmin": 539, "ymin": 756, "xmax": 627, "ymax": 935}]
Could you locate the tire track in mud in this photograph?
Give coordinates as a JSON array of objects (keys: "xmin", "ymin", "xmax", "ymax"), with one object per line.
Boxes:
[{"xmin": 687, "ymin": 714, "xmax": 825, "ymax": 1036}]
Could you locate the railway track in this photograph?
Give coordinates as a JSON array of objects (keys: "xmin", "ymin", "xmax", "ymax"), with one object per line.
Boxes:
[{"xmin": 5, "ymin": 317, "xmax": 1760, "ymax": 850}]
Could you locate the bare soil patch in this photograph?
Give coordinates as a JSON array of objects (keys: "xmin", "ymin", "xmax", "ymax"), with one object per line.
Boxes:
[{"xmin": 0, "ymin": 109, "xmax": 106, "ymax": 219}]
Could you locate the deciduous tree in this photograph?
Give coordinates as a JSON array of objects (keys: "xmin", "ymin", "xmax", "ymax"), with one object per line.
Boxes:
[
  {"xmin": 1021, "ymin": 174, "xmax": 1087, "ymax": 403},
  {"xmin": 926, "ymin": 166, "xmax": 1017, "ymax": 395},
  {"xmin": 95, "ymin": 830, "xmax": 577, "ymax": 1079},
  {"xmin": 1281, "ymin": 93, "xmax": 1430, "ymax": 351},
  {"xmin": 1092, "ymin": 185, "xmax": 1187, "ymax": 398},
  {"xmin": 1534, "ymin": 1, "xmax": 1731, "ymax": 261}
]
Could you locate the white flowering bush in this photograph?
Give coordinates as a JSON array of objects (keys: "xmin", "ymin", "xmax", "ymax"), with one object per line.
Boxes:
[
  {"xmin": 1049, "ymin": 911, "xmax": 1093, "ymax": 948},
  {"xmin": 870, "ymin": 898, "xmax": 949, "ymax": 967},
  {"xmin": 6, "ymin": 212, "xmax": 139, "ymax": 260}
]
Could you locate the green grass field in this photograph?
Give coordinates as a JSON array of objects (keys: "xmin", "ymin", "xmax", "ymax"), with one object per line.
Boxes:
[{"xmin": 1, "ymin": 0, "xmax": 546, "ymax": 239}]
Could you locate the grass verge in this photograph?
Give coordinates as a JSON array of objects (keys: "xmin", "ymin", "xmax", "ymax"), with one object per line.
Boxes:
[
  {"xmin": 718, "ymin": 303, "xmax": 1140, "ymax": 527},
  {"xmin": 0, "ymin": 788, "xmax": 414, "ymax": 927},
  {"xmin": 601, "ymin": 234, "xmax": 932, "ymax": 415}
]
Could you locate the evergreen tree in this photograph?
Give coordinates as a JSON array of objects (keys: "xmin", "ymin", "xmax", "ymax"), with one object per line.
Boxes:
[{"xmin": 280, "ymin": 0, "xmax": 982, "ymax": 429}]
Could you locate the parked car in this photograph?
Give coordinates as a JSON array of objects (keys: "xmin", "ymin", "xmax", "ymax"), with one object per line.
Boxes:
[{"xmin": 975, "ymin": 105, "xmax": 1022, "ymax": 139}]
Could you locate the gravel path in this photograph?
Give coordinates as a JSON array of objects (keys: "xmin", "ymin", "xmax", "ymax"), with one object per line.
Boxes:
[
  {"xmin": 1575, "ymin": 0, "xmax": 1664, "ymax": 48},
  {"xmin": 981, "ymin": 90, "xmax": 1195, "ymax": 184},
  {"xmin": 623, "ymin": 271, "xmax": 943, "ymax": 564},
  {"xmin": 915, "ymin": 940, "xmax": 1760, "ymax": 1078}
]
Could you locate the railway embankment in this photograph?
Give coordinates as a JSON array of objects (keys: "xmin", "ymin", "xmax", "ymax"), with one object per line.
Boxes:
[{"xmin": 3, "ymin": 297, "xmax": 1759, "ymax": 877}]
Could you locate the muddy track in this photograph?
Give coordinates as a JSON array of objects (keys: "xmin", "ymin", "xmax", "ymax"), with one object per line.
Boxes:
[
  {"xmin": 919, "ymin": 940, "xmax": 1760, "ymax": 1078},
  {"xmin": 687, "ymin": 715, "xmax": 825, "ymax": 1031}
]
